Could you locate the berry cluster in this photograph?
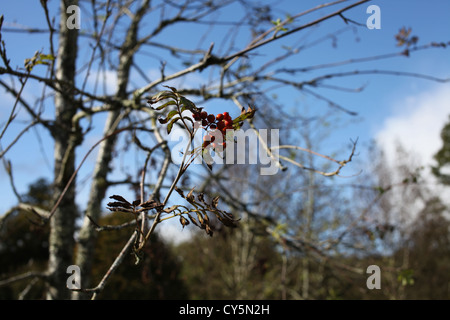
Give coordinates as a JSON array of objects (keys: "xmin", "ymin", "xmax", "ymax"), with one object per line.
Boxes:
[{"xmin": 192, "ymin": 111, "xmax": 233, "ymax": 151}]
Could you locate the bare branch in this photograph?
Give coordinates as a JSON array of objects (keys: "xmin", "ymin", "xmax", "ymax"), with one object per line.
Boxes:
[
  {"xmin": 272, "ymin": 138, "xmax": 359, "ymax": 177},
  {"xmin": 0, "ymin": 271, "xmax": 47, "ymax": 287}
]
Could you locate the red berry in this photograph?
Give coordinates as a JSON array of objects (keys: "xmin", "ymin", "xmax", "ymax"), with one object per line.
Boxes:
[
  {"xmin": 222, "ymin": 112, "xmax": 230, "ymax": 119},
  {"xmin": 222, "ymin": 123, "xmax": 233, "ymax": 133},
  {"xmin": 224, "ymin": 119, "xmax": 232, "ymax": 127},
  {"xmin": 209, "ymin": 124, "xmax": 217, "ymax": 130},
  {"xmin": 200, "ymin": 111, "xmax": 208, "ymax": 119},
  {"xmin": 202, "ymin": 119, "xmax": 208, "ymax": 126},
  {"xmin": 207, "ymin": 114, "xmax": 216, "ymax": 123},
  {"xmin": 216, "ymin": 113, "xmax": 224, "ymax": 121},
  {"xmin": 217, "ymin": 120, "xmax": 225, "ymax": 130}
]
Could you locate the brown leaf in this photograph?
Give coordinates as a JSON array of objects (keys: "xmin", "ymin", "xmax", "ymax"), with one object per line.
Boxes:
[
  {"xmin": 109, "ymin": 195, "xmax": 131, "ymax": 205},
  {"xmin": 140, "ymin": 199, "xmax": 164, "ymax": 210},
  {"xmin": 186, "ymin": 187, "xmax": 196, "ymax": 202},
  {"xmin": 205, "ymin": 224, "xmax": 213, "ymax": 237},
  {"xmin": 196, "ymin": 211, "xmax": 204, "ymax": 226},
  {"xmin": 211, "ymin": 196, "xmax": 220, "ymax": 209},
  {"xmin": 187, "ymin": 213, "xmax": 200, "ymax": 227},
  {"xmin": 180, "ymin": 216, "xmax": 189, "ymax": 228},
  {"xmin": 107, "ymin": 207, "xmax": 134, "ymax": 213},
  {"xmin": 197, "ymin": 193, "xmax": 206, "ymax": 204},
  {"xmin": 175, "ymin": 186, "xmax": 185, "ymax": 198},
  {"xmin": 218, "ymin": 215, "xmax": 238, "ymax": 227},
  {"xmin": 107, "ymin": 201, "xmax": 129, "ymax": 208}
]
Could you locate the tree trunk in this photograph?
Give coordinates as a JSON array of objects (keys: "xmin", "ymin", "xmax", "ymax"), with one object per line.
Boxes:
[
  {"xmin": 47, "ymin": 0, "xmax": 79, "ymax": 300},
  {"xmin": 72, "ymin": 0, "xmax": 149, "ymax": 299},
  {"xmin": 72, "ymin": 110, "xmax": 120, "ymax": 300}
]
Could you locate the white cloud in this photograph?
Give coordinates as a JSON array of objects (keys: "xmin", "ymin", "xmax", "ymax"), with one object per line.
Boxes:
[
  {"xmin": 376, "ymin": 85, "xmax": 450, "ymax": 169},
  {"xmin": 375, "ymin": 85, "xmax": 450, "ymax": 214},
  {"xmin": 83, "ymin": 69, "xmax": 117, "ymax": 95},
  {"xmin": 157, "ymin": 219, "xmax": 194, "ymax": 245}
]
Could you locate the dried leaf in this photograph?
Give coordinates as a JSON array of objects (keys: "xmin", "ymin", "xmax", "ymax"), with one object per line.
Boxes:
[
  {"xmin": 186, "ymin": 187, "xmax": 196, "ymax": 202},
  {"xmin": 196, "ymin": 211, "xmax": 204, "ymax": 226},
  {"xmin": 140, "ymin": 199, "xmax": 164, "ymax": 210},
  {"xmin": 218, "ymin": 215, "xmax": 238, "ymax": 227},
  {"xmin": 107, "ymin": 201, "xmax": 131, "ymax": 209},
  {"xmin": 203, "ymin": 212, "xmax": 210, "ymax": 224},
  {"xmin": 211, "ymin": 196, "xmax": 220, "ymax": 209},
  {"xmin": 205, "ymin": 224, "xmax": 213, "ymax": 237},
  {"xmin": 180, "ymin": 216, "xmax": 189, "ymax": 228},
  {"xmin": 187, "ymin": 213, "xmax": 200, "ymax": 227},
  {"xmin": 107, "ymin": 207, "xmax": 134, "ymax": 213},
  {"xmin": 109, "ymin": 195, "xmax": 131, "ymax": 205},
  {"xmin": 175, "ymin": 186, "xmax": 185, "ymax": 198},
  {"xmin": 197, "ymin": 193, "xmax": 205, "ymax": 203}
]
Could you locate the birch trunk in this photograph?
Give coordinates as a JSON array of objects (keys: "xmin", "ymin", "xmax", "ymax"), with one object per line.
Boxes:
[{"xmin": 47, "ymin": 0, "xmax": 79, "ymax": 300}]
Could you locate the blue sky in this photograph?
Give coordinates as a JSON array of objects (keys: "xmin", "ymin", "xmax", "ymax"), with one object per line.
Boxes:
[{"xmin": 1, "ymin": 1, "xmax": 450, "ymax": 237}]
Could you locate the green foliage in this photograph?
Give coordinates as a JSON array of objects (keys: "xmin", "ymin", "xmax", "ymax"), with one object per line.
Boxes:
[
  {"xmin": 148, "ymin": 86, "xmax": 200, "ymax": 135},
  {"xmin": 271, "ymin": 15, "xmax": 292, "ymax": 33},
  {"xmin": 397, "ymin": 269, "xmax": 414, "ymax": 286},
  {"xmin": 24, "ymin": 51, "xmax": 55, "ymax": 72},
  {"xmin": 432, "ymin": 115, "xmax": 450, "ymax": 184}
]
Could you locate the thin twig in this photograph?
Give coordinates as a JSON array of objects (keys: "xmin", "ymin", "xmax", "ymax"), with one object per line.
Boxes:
[{"xmin": 0, "ymin": 271, "xmax": 47, "ymax": 287}]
